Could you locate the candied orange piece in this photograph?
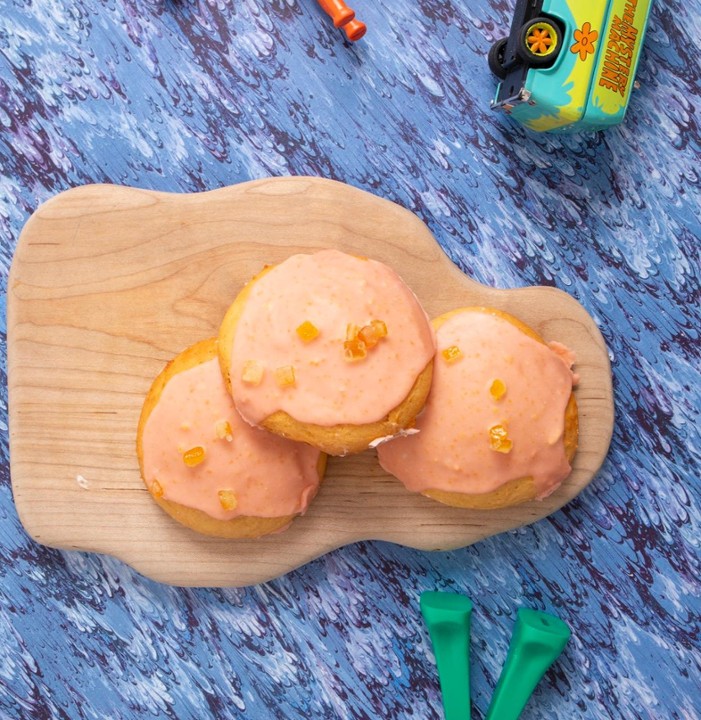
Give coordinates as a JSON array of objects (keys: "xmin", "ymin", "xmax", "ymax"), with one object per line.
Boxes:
[
  {"xmin": 275, "ymin": 365, "xmax": 296, "ymax": 387},
  {"xmin": 183, "ymin": 445, "xmax": 206, "ymax": 467},
  {"xmin": 296, "ymin": 321, "xmax": 320, "ymax": 342},
  {"xmin": 344, "ymin": 337, "xmax": 367, "ymax": 362},
  {"xmin": 489, "ymin": 424, "xmax": 513, "ymax": 454},
  {"xmin": 150, "ymin": 479, "xmax": 164, "ymax": 498},
  {"xmin": 215, "ymin": 419, "xmax": 233, "ymax": 442},
  {"xmin": 490, "ymin": 378, "xmax": 507, "ymax": 401},
  {"xmin": 358, "ymin": 319, "xmax": 388, "ymax": 349},
  {"xmin": 371, "ymin": 319, "xmax": 387, "ymax": 337},
  {"xmin": 242, "ymin": 360, "xmax": 264, "ymax": 385},
  {"xmin": 344, "ymin": 319, "xmax": 386, "ymax": 360},
  {"xmin": 358, "ymin": 326, "xmax": 378, "ymax": 349},
  {"xmin": 441, "ymin": 345, "xmax": 463, "ymax": 364},
  {"xmin": 218, "ymin": 490, "xmax": 238, "ymax": 511}
]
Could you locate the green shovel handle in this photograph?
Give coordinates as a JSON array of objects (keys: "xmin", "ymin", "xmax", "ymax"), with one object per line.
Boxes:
[
  {"xmin": 420, "ymin": 592, "xmax": 474, "ymax": 720},
  {"xmin": 485, "ymin": 608, "xmax": 571, "ymax": 720}
]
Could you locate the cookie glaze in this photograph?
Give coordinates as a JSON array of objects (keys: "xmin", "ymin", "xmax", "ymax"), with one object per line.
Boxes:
[
  {"xmin": 378, "ymin": 310, "xmax": 576, "ymax": 499},
  {"xmin": 227, "ymin": 250, "xmax": 436, "ymax": 426},
  {"xmin": 142, "ymin": 355, "xmax": 322, "ymax": 520}
]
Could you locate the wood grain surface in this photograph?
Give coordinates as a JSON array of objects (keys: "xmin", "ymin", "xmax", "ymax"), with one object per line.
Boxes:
[{"xmin": 7, "ymin": 176, "xmax": 614, "ymax": 587}]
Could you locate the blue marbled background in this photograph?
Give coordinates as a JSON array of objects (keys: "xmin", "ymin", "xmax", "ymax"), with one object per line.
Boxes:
[{"xmin": 1, "ymin": 0, "xmax": 699, "ymax": 718}]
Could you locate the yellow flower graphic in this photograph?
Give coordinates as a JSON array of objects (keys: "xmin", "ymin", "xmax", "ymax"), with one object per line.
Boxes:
[{"xmin": 570, "ymin": 22, "xmax": 598, "ymax": 61}]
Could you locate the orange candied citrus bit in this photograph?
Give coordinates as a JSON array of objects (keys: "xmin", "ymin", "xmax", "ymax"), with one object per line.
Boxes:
[
  {"xmin": 357, "ymin": 326, "xmax": 377, "ymax": 348},
  {"xmin": 183, "ymin": 445, "xmax": 206, "ymax": 467},
  {"xmin": 344, "ymin": 336, "xmax": 367, "ymax": 362},
  {"xmin": 358, "ymin": 319, "xmax": 388, "ymax": 349},
  {"xmin": 489, "ymin": 424, "xmax": 513, "ymax": 454},
  {"xmin": 215, "ymin": 419, "xmax": 233, "ymax": 442},
  {"xmin": 344, "ymin": 319, "xmax": 387, "ymax": 360},
  {"xmin": 296, "ymin": 321, "xmax": 320, "ymax": 343},
  {"xmin": 441, "ymin": 345, "xmax": 463, "ymax": 364},
  {"xmin": 371, "ymin": 319, "xmax": 387, "ymax": 337},
  {"xmin": 274, "ymin": 365, "xmax": 296, "ymax": 387},
  {"xmin": 150, "ymin": 479, "xmax": 164, "ymax": 498},
  {"xmin": 489, "ymin": 378, "xmax": 507, "ymax": 401},
  {"xmin": 241, "ymin": 360, "xmax": 264, "ymax": 386},
  {"xmin": 218, "ymin": 490, "xmax": 238, "ymax": 511}
]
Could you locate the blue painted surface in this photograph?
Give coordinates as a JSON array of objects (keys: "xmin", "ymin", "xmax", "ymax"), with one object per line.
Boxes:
[{"xmin": 1, "ymin": 0, "xmax": 700, "ymax": 718}]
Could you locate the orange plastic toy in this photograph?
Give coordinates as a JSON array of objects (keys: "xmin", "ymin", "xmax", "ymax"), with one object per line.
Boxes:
[{"xmin": 316, "ymin": 0, "xmax": 366, "ymax": 42}]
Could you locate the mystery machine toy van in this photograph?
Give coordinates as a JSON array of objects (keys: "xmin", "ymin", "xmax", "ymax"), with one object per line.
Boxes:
[{"xmin": 488, "ymin": 0, "xmax": 653, "ymax": 132}]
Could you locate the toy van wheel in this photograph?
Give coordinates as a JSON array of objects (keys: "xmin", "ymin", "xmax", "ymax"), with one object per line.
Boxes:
[
  {"xmin": 517, "ymin": 17, "xmax": 561, "ymax": 67},
  {"xmin": 488, "ymin": 38, "xmax": 509, "ymax": 79}
]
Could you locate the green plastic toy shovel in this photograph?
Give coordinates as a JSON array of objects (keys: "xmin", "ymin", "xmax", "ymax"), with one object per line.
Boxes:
[
  {"xmin": 420, "ymin": 592, "xmax": 474, "ymax": 720},
  {"xmin": 485, "ymin": 608, "xmax": 571, "ymax": 720}
]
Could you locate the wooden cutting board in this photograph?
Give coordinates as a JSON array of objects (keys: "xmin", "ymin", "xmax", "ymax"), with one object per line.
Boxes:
[{"xmin": 7, "ymin": 177, "xmax": 614, "ymax": 587}]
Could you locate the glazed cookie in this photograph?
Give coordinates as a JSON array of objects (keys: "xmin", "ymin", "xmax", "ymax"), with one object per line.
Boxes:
[
  {"xmin": 137, "ymin": 338, "xmax": 326, "ymax": 538},
  {"xmin": 218, "ymin": 250, "xmax": 436, "ymax": 456},
  {"xmin": 377, "ymin": 307, "xmax": 578, "ymax": 509}
]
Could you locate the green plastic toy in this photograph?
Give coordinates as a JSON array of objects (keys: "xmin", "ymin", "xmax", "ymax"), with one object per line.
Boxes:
[
  {"xmin": 485, "ymin": 608, "xmax": 571, "ymax": 720},
  {"xmin": 420, "ymin": 593, "xmax": 571, "ymax": 720},
  {"xmin": 420, "ymin": 592, "xmax": 474, "ymax": 720}
]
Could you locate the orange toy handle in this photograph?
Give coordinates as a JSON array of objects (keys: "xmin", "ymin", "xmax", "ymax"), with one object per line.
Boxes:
[
  {"xmin": 342, "ymin": 18, "xmax": 366, "ymax": 41},
  {"xmin": 316, "ymin": 0, "xmax": 355, "ymax": 28}
]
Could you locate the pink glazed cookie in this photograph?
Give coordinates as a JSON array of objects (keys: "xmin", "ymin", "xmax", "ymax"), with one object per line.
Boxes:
[
  {"xmin": 377, "ymin": 307, "xmax": 579, "ymax": 509},
  {"xmin": 218, "ymin": 250, "xmax": 436, "ymax": 456},
  {"xmin": 137, "ymin": 339, "xmax": 326, "ymax": 538}
]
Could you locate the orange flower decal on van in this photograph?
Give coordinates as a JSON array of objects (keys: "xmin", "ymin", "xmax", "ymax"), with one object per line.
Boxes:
[{"xmin": 571, "ymin": 22, "xmax": 598, "ymax": 61}]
